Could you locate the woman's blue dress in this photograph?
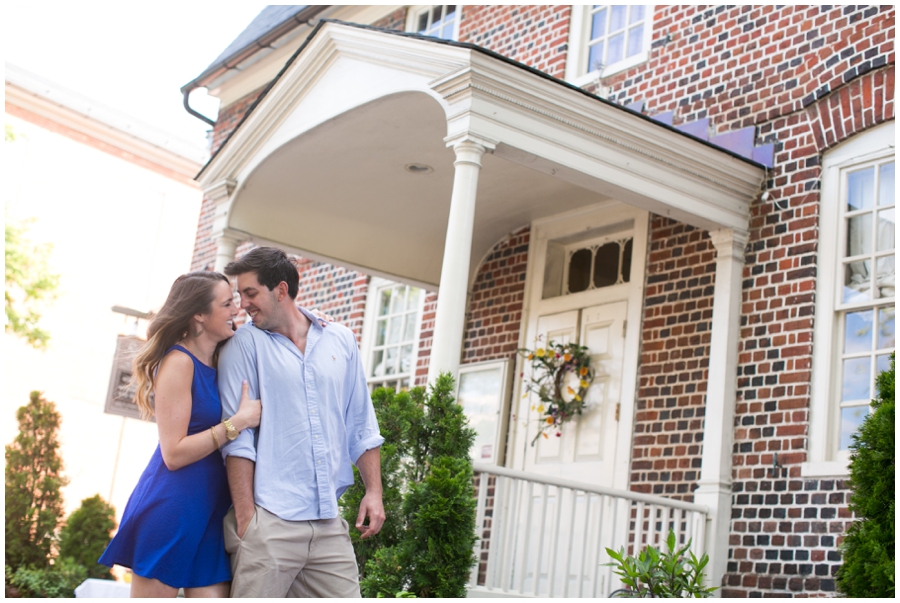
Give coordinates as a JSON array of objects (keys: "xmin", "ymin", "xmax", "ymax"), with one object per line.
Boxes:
[{"xmin": 99, "ymin": 345, "xmax": 232, "ymax": 588}]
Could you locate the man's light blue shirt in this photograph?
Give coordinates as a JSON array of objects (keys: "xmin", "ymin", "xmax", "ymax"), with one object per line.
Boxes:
[{"xmin": 218, "ymin": 307, "xmax": 384, "ymax": 521}]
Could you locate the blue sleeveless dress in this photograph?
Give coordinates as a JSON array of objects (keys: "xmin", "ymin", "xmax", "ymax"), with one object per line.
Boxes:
[{"xmin": 99, "ymin": 345, "xmax": 232, "ymax": 588}]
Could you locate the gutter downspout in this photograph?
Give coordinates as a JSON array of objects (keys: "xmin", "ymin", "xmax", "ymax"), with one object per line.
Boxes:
[{"xmin": 182, "ymin": 89, "xmax": 215, "ymax": 126}]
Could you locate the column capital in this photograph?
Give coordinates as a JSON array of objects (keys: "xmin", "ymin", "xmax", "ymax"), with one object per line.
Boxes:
[
  {"xmin": 204, "ymin": 178, "xmax": 237, "ymax": 202},
  {"xmin": 708, "ymin": 227, "xmax": 750, "ymax": 259},
  {"xmin": 211, "ymin": 227, "xmax": 244, "ymax": 245},
  {"xmin": 444, "ymin": 133, "xmax": 497, "ymax": 154}
]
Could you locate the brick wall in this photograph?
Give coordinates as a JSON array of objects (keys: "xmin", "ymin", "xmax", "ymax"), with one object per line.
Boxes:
[
  {"xmin": 372, "ymin": 7, "xmax": 407, "ymax": 31},
  {"xmin": 459, "ymin": 5, "xmax": 571, "ymax": 79},
  {"xmin": 600, "ymin": 5, "xmax": 895, "ymax": 596},
  {"xmin": 295, "ymin": 257, "xmax": 368, "ymax": 343}
]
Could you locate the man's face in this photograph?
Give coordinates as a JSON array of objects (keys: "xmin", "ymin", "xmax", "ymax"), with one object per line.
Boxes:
[{"xmin": 235, "ymin": 272, "xmax": 281, "ymax": 331}]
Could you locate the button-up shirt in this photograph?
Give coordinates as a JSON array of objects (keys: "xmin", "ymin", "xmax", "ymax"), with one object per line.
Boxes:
[{"xmin": 218, "ymin": 307, "xmax": 384, "ymax": 521}]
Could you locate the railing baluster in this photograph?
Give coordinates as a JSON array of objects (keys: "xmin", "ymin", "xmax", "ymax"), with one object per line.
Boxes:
[
  {"xmin": 633, "ymin": 500, "xmax": 646, "ymax": 555},
  {"xmin": 562, "ymin": 488, "xmax": 578, "ymax": 597},
  {"xmin": 471, "ymin": 471, "xmax": 489, "ymax": 588},
  {"xmin": 547, "ymin": 485, "xmax": 565, "ymax": 596},
  {"xmin": 515, "ymin": 480, "xmax": 534, "ymax": 594},
  {"xmin": 532, "ymin": 484, "xmax": 550, "ymax": 596},
  {"xmin": 576, "ymin": 492, "xmax": 592, "ymax": 597}
]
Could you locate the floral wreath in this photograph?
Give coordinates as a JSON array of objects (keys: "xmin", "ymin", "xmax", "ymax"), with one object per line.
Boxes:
[{"xmin": 519, "ymin": 339, "xmax": 595, "ymax": 445}]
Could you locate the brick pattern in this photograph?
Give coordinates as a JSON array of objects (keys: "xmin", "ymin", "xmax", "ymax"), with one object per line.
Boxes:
[
  {"xmin": 295, "ymin": 257, "xmax": 368, "ymax": 343},
  {"xmin": 372, "ymin": 7, "xmax": 408, "ymax": 31},
  {"xmin": 463, "ymin": 227, "xmax": 529, "ymax": 363},
  {"xmin": 459, "ymin": 5, "xmax": 571, "ymax": 79},
  {"xmin": 413, "ymin": 292, "xmax": 438, "ymax": 387},
  {"xmin": 210, "ymin": 85, "xmax": 267, "ymax": 156},
  {"xmin": 632, "ymin": 219, "xmax": 713, "ymax": 501}
]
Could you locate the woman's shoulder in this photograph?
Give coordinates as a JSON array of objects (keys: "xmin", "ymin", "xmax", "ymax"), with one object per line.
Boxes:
[{"xmin": 159, "ymin": 346, "xmax": 196, "ymax": 377}]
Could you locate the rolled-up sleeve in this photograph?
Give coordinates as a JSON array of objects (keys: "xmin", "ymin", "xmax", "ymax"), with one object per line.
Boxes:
[
  {"xmin": 344, "ymin": 331, "xmax": 384, "ymax": 465},
  {"xmin": 218, "ymin": 329, "xmax": 259, "ymax": 462}
]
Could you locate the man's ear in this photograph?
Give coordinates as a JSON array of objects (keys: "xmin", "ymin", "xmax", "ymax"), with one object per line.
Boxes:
[{"xmin": 275, "ymin": 281, "xmax": 290, "ymax": 302}]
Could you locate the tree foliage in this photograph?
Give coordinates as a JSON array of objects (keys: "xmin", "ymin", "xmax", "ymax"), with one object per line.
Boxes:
[
  {"xmin": 58, "ymin": 495, "xmax": 117, "ymax": 580},
  {"xmin": 4, "ymin": 211, "xmax": 59, "ymax": 349},
  {"xmin": 341, "ymin": 373, "xmax": 477, "ymax": 597},
  {"xmin": 6, "ymin": 558, "xmax": 88, "ymax": 598},
  {"xmin": 5, "ymin": 392, "xmax": 68, "ymax": 570},
  {"xmin": 837, "ymin": 353, "xmax": 894, "ymax": 597}
]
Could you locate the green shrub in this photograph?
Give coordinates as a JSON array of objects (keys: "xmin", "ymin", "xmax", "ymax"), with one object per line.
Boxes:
[
  {"xmin": 8, "ymin": 558, "xmax": 87, "ymax": 598},
  {"xmin": 606, "ymin": 529, "xmax": 716, "ymax": 598},
  {"xmin": 837, "ymin": 353, "xmax": 894, "ymax": 597},
  {"xmin": 58, "ymin": 495, "xmax": 117, "ymax": 580},
  {"xmin": 341, "ymin": 372, "xmax": 477, "ymax": 597}
]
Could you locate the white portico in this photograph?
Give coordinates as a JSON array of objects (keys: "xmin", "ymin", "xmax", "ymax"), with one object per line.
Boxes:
[{"xmin": 197, "ymin": 20, "xmax": 765, "ymax": 591}]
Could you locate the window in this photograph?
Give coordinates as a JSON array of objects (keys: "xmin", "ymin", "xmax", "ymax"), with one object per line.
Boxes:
[
  {"xmin": 565, "ymin": 5, "xmax": 652, "ymax": 85},
  {"xmin": 407, "ymin": 5, "xmax": 459, "ymax": 41},
  {"xmin": 361, "ymin": 278, "xmax": 425, "ymax": 392},
  {"xmin": 542, "ymin": 220, "xmax": 635, "ymax": 299},
  {"xmin": 806, "ymin": 122, "xmax": 895, "ymax": 476}
]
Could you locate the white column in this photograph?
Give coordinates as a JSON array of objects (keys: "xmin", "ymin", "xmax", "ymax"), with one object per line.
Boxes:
[
  {"xmin": 214, "ymin": 231, "xmax": 242, "ymax": 273},
  {"xmin": 694, "ymin": 227, "xmax": 748, "ymax": 594},
  {"xmin": 427, "ymin": 138, "xmax": 491, "ymax": 384}
]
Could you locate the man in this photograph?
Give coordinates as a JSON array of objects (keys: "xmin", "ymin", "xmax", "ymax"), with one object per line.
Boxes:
[{"xmin": 217, "ymin": 247, "xmax": 385, "ymax": 598}]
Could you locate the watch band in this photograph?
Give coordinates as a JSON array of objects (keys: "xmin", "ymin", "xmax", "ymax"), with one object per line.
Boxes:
[{"xmin": 223, "ymin": 418, "xmax": 238, "ymax": 441}]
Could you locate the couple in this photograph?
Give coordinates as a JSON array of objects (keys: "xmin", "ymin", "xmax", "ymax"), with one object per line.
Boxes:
[{"xmin": 99, "ymin": 247, "xmax": 385, "ymax": 597}]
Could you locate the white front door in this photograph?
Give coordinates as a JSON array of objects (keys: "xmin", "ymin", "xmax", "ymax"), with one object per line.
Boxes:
[{"xmin": 523, "ymin": 300, "xmax": 628, "ymax": 487}]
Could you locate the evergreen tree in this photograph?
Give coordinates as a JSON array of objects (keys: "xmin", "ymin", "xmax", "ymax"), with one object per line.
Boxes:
[
  {"xmin": 837, "ymin": 354, "xmax": 894, "ymax": 597},
  {"xmin": 58, "ymin": 495, "xmax": 116, "ymax": 580},
  {"xmin": 5, "ymin": 392, "xmax": 68, "ymax": 569},
  {"xmin": 341, "ymin": 373, "xmax": 477, "ymax": 597}
]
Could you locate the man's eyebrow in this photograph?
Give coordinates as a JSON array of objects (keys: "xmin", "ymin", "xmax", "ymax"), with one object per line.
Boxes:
[{"xmin": 240, "ymin": 287, "xmax": 258, "ymax": 294}]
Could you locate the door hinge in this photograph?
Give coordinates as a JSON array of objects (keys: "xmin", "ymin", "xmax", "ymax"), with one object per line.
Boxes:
[
  {"xmin": 615, "ymin": 403, "xmax": 621, "ymax": 421},
  {"xmin": 622, "ymin": 320, "xmax": 627, "ymax": 338}
]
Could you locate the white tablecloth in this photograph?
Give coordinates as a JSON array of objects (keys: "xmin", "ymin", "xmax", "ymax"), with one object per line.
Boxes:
[{"xmin": 74, "ymin": 578, "xmax": 131, "ymax": 598}]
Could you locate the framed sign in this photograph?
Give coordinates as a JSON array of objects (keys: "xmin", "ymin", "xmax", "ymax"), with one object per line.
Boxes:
[
  {"xmin": 456, "ymin": 358, "xmax": 513, "ymax": 465},
  {"xmin": 104, "ymin": 335, "xmax": 151, "ymax": 421}
]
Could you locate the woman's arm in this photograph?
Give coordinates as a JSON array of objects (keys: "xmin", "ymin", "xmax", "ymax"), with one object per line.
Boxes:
[{"xmin": 155, "ymin": 351, "xmax": 259, "ymax": 471}]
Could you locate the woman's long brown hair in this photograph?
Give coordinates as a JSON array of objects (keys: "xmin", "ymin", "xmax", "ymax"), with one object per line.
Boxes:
[{"xmin": 132, "ymin": 271, "xmax": 230, "ymax": 419}]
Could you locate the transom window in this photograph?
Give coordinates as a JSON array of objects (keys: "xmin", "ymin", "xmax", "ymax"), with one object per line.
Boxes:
[
  {"xmin": 365, "ymin": 280, "xmax": 424, "ymax": 392},
  {"xmin": 566, "ymin": 238, "xmax": 633, "ymax": 294},
  {"xmin": 412, "ymin": 5, "xmax": 458, "ymax": 40},
  {"xmin": 836, "ymin": 160, "xmax": 894, "ymax": 449}
]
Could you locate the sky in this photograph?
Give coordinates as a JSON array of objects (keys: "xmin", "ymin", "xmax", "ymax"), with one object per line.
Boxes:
[{"xmin": 4, "ymin": 2, "xmax": 272, "ymax": 152}]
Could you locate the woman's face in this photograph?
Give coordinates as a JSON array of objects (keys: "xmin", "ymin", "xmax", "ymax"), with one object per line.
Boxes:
[{"xmin": 201, "ymin": 281, "xmax": 239, "ymax": 343}]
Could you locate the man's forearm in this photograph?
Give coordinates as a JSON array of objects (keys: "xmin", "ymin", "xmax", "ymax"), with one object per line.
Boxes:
[
  {"xmin": 356, "ymin": 447, "xmax": 383, "ymax": 495},
  {"xmin": 226, "ymin": 456, "xmax": 256, "ymax": 534}
]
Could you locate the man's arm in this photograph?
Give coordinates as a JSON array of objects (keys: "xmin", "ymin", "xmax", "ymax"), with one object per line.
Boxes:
[
  {"xmin": 226, "ymin": 456, "xmax": 256, "ymax": 538},
  {"xmin": 355, "ymin": 447, "xmax": 385, "ymax": 539}
]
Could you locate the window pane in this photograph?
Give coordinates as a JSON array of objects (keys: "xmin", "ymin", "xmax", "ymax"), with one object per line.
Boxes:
[
  {"xmin": 879, "ymin": 162, "xmax": 894, "ymax": 206},
  {"xmin": 591, "ymin": 8, "xmax": 607, "ymax": 39},
  {"xmin": 431, "ymin": 6, "xmax": 442, "ymax": 23},
  {"xmin": 388, "ymin": 316, "xmax": 402, "ymax": 344},
  {"xmin": 877, "ymin": 353, "xmax": 892, "ymax": 374},
  {"xmin": 375, "ymin": 318, "xmax": 387, "ymax": 346},
  {"xmin": 877, "ymin": 208, "xmax": 895, "ymax": 252},
  {"xmin": 593, "ymin": 242, "xmax": 620, "ymax": 288},
  {"xmin": 417, "ymin": 12, "xmax": 429, "ymax": 33},
  {"xmin": 406, "ymin": 288, "xmax": 420, "ymax": 311},
  {"xmin": 588, "ymin": 41, "xmax": 604, "ymax": 72},
  {"xmin": 404, "ymin": 313, "xmax": 417, "ymax": 341},
  {"xmin": 379, "ymin": 289, "xmax": 391, "ymax": 315},
  {"xmin": 400, "ymin": 344, "xmax": 413, "ymax": 374},
  {"xmin": 629, "ymin": 5, "xmax": 645, "ymax": 23},
  {"xmin": 372, "ymin": 350, "xmax": 385, "ymax": 377},
  {"xmin": 843, "ymin": 309, "xmax": 873, "ymax": 354},
  {"xmin": 843, "ymin": 260, "xmax": 872, "ymax": 303},
  {"xmin": 846, "ymin": 213, "xmax": 872, "ymax": 257},
  {"xmin": 877, "ymin": 306, "xmax": 895, "ymax": 350},
  {"xmin": 842, "ymin": 356, "xmax": 871, "ymax": 401},
  {"xmin": 839, "ymin": 406, "xmax": 869, "ymax": 450},
  {"xmin": 876, "ymin": 255, "xmax": 894, "ymax": 299},
  {"xmin": 610, "ymin": 5, "xmax": 627, "ymax": 31},
  {"xmin": 442, "ymin": 22, "xmax": 454, "ymax": 39},
  {"xmin": 607, "ymin": 32, "xmax": 624, "ymax": 64},
  {"xmin": 390, "ymin": 287, "xmax": 405, "ymax": 314},
  {"xmin": 627, "ymin": 24, "xmax": 644, "ymax": 57},
  {"xmin": 622, "ymin": 238, "xmax": 633, "ymax": 283},
  {"xmin": 568, "ymin": 248, "xmax": 592, "ymax": 293},
  {"xmin": 446, "ymin": 5, "xmax": 456, "ymax": 17},
  {"xmin": 385, "ymin": 347, "xmax": 398, "ymax": 375},
  {"xmin": 847, "ymin": 168, "xmax": 874, "ymax": 211}
]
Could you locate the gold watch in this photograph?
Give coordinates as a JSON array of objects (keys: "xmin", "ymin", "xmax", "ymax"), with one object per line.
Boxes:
[{"xmin": 223, "ymin": 418, "xmax": 239, "ymax": 441}]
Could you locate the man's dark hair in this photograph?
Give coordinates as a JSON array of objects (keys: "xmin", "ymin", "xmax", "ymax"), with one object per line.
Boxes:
[{"xmin": 224, "ymin": 246, "xmax": 300, "ymax": 299}]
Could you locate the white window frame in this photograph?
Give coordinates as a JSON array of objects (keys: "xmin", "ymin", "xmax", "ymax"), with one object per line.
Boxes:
[
  {"xmin": 360, "ymin": 276, "xmax": 426, "ymax": 392},
  {"xmin": 406, "ymin": 5, "xmax": 461, "ymax": 41},
  {"xmin": 804, "ymin": 121, "xmax": 895, "ymax": 477},
  {"xmin": 565, "ymin": 5, "xmax": 653, "ymax": 87}
]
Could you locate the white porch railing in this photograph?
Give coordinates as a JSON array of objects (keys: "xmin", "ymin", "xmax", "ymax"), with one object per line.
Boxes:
[{"xmin": 469, "ymin": 463, "xmax": 709, "ymax": 598}]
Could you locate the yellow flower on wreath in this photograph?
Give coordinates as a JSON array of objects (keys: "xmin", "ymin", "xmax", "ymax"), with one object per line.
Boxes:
[
  {"xmin": 536, "ymin": 348, "xmax": 545, "ymax": 357},
  {"xmin": 580, "ymin": 379, "xmax": 589, "ymax": 389}
]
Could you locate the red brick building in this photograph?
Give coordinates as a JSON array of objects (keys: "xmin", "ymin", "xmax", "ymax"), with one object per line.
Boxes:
[{"xmin": 182, "ymin": 5, "xmax": 894, "ymax": 597}]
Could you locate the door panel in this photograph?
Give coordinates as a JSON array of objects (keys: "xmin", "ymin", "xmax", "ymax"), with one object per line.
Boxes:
[{"xmin": 523, "ymin": 301, "xmax": 627, "ymax": 487}]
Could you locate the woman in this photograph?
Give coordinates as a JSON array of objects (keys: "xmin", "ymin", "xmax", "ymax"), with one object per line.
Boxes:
[{"xmin": 99, "ymin": 271, "xmax": 260, "ymax": 597}]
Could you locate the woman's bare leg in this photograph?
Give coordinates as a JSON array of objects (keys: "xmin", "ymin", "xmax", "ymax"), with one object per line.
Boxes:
[
  {"xmin": 184, "ymin": 582, "xmax": 230, "ymax": 598},
  {"xmin": 130, "ymin": 574, "xmax": 178, "ymax": 598}
]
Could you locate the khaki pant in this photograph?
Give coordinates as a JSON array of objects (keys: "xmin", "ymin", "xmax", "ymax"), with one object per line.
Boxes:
[{"xmin": 223, "ymin": 505, "xmax": 361, "ymax": 598}]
